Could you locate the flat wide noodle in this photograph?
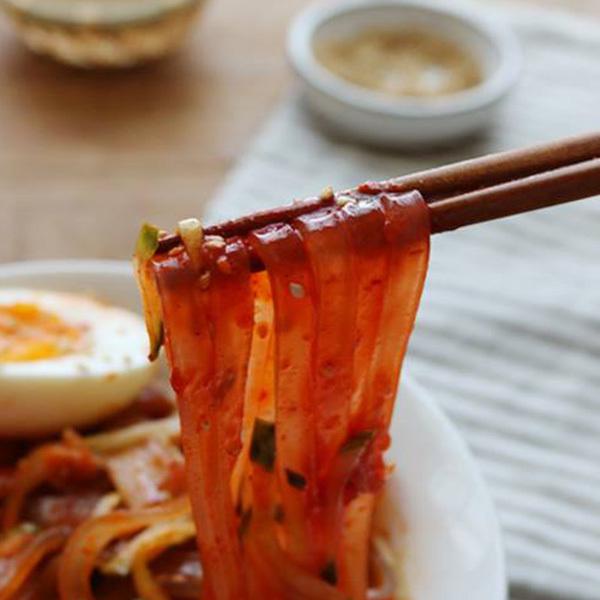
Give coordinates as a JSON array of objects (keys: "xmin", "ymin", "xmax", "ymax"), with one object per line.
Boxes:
[
  {"xmin": 293, "ymin": 208, "xmax": 359, "ymax": 575},
  {"xmin": 154, "ymin": 238, "xmax": 253, "ymax": 600},
  {"xmin": 250, "ymin": 223, "xmax": 319, "ymax": 572},
  {"xmin": 150, "ymin": 191, "xmax": 430, "ymax": 600}
]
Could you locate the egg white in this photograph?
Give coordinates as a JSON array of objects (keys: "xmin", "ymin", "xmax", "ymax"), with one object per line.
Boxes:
[{"xmin": 0, "ymin": 288, "xmax": 156, "ymax": 437}]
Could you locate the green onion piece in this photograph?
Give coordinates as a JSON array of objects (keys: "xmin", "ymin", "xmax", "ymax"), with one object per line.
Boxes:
[
  {"xmin": 249, "ymin": 418, "xmax": 276, "ymax": 472},
  {"xmin": 340, "ymin": 430, "xmax": 375, "ymax": 454},
  {"xmin": 285, "ymin": 468, "xmax": 307, "ymax": 490},
  {"xmin": 319, "ymin": 560, "xmax": 338, "ymax": 586},
  {"xmin": 135, "ymin": 222, "xmax": 160, "ymax": 262},
  {"xmin": 238, "ymin": 507, "xmax": 253, "ymax": 540},
  {"xmin": 17, "ymin": 522, "xmax": 39, "ymax": 535},
  {"xmin": 134, "ymin": 259, "xmax": 163, "ymax": 361},
  {"xmin": 273, "ymin": 504, "xmax": 284, "ymax": 523},
  {"xmin": 133, "ymin": 224, "xmax": 164, "ymax": 361},
  {"xmin": 148, "ymin": 322, "xmax": 164, "ymax": 362}
]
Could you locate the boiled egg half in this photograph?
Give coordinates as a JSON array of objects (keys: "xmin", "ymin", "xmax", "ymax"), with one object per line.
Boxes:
[{"xmin": 0, "ymin": 288, "xmax": 156, "ymax": 437}]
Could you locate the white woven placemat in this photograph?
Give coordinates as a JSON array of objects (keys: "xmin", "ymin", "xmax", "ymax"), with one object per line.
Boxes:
[{"xmin": 204, "ymin": 4, "xmax": 600, "ymax": 599}]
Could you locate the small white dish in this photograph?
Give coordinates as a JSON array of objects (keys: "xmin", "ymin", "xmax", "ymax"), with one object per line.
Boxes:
[
  {"xmin": 0, "ymin": 259, "xmax": 505, "ymax": 599},
  {"xmin": 287, "ymin": 0, "xmax": 521, "ymax": 148}
]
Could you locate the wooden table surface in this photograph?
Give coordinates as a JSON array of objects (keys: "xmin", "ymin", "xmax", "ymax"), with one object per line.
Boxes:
[{"xmin": 0, "ymin": 0, "xmax": 598, "ymax": 263}]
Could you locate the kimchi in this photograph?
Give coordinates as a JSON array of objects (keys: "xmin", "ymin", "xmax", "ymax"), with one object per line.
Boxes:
[
  {"xmin": 0, "ymin": 386, "xmax": 200, "ymax": 600},
  {"xmin": 139, "ymin": 188, "xmax": 430, "ymax": 599}
]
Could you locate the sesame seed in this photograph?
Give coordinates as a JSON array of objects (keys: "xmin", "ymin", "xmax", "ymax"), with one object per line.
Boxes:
[
  {"xmin": 335, "ymin": 195, "xmax": 355, "ymax": 207},
  {"xmin": 217, "ymin": 255, "xmax": 233, "ymax": 275},
  {"xmin": 168, "ymin": 247, "xmax": 184, "ymax": 258},
  {"xmin": 198, "ymin": 271, "xmax": 211, "ymax": 290},
  {"xmin": 204, "ymin": 235, "xmax": 226, "ymax": 250},
  {"xmin": 289, "ymin": 282, "xmax": 305, "ymax": 299}
]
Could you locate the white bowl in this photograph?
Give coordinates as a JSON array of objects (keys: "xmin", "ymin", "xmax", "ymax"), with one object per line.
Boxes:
[
  {"xmin": 0, "ymin": 259, "xmax": 506, "ymax": 599},
  {"xmin": 389, "ymin": 376, "xmax": 506, "ymax": 599},
  {"xmin": 287, "ymin": 0, "xmax": 521, "ymax": 148}
]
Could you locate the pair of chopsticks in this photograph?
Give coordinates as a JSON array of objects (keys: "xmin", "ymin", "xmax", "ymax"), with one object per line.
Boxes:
[
  {"xmin": 157, "ymin": 132, "xmax": 600, "ymax": 265},
  {"xmin": 410, "ymin": 132, "xmax": 600, "ymax": 233}
]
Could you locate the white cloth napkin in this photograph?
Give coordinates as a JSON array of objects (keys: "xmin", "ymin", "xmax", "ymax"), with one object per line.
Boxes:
[{"xmin": 204, "ymin": 4, "xmax": 600, "ymax": 599}]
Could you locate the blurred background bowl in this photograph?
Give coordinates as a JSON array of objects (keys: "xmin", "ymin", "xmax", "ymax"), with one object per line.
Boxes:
[
  {"xmin": 288, "ymin": 0, "xmax": 522, "ymax": 148},
  {"xmin": 0, "ymin": 0, "xmax": 204, "ymax": 68}
]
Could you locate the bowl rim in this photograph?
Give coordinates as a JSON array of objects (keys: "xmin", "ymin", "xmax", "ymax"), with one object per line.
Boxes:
[
  {"xmin": 0, "ymin": 259, "xmax": 133, "ymax": 278},
  {"xmin": 1, "ymin": 0, "xmax": 200, "ymax": 27},
  {"xmin": 287, "ymin": 0, "xmax": 522, "ymax": 119},
  {"xmin": 395, "ymin": 375, "xmax": 507, "ymax": 600}
]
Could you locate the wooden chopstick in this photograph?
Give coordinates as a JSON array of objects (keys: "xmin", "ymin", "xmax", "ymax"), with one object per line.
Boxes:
[
  {"xmin": 156, "ymin": 132, "xmax": 600, "ymax": 256},
  {"xmin": 377, "ymin": 132, "xmax": 600, "ymax": 200},
  {"xmin": 429, "ymin": 156, "xmax": 600, "ymax": 233},
  {"xmin": 157, "ymin": 195, "xmax": 336, "ymax": 254}
]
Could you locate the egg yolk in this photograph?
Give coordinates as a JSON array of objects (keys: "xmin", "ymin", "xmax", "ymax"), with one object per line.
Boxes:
[{"xmin": 0, "ymin": 303, "xmax": 85, "ymax": 362}]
